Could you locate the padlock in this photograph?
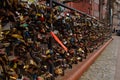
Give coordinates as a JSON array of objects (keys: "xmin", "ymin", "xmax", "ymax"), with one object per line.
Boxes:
[
  {"xmin": 54, "ymin": 67, "xmax": 63, "ymax": 75},
  {"xmin": 39, "ymin": 14, "xmax": 45, "ymax": 22}
]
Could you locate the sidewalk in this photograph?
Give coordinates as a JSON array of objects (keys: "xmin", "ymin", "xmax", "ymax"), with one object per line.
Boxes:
[{"xmin": 80, "ymin": 36, "xmax": 120, "ymax": 80}]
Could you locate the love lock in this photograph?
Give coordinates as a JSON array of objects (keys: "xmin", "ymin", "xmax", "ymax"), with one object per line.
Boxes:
[
  {"xmin": 54, "ymin": 67, "xmax": 64, "ymax": 76},
  {"xmin": 8, "ymin": 68, "xmax": 18, "ymax": 80},
  {"xmin": 42, "ymin": 72, "xmax": 53, "ymax": 80}
]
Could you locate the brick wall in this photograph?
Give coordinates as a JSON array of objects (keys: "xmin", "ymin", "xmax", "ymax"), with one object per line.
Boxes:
[
  {"xmin": 66, "ymin": 0, "xmax": 108, "ymax": 20},
  {"xmin": 67, "ymin": 0, "xmax": 92, "ymax": 15}
]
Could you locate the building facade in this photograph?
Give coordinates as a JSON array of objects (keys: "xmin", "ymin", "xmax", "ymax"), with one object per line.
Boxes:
[
  {"xmin": 67, "ymin": 0, "xmax": 92, "ymax": 15},
  {"xmin": 64, "ymin": 0, "xmax": 109, "ymax": 20},
  {"xmin": 113, "ymin": 0, "xmax": 120, "ymax": 30},
  {"xmin": 66, "ymin": 0, "xmax": 100, "ymax": 19}
]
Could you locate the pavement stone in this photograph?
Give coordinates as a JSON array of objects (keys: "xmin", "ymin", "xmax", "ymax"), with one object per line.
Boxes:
[{"xmin": 79, "ymin": 36, "xmax": 120, "ymax": 80}]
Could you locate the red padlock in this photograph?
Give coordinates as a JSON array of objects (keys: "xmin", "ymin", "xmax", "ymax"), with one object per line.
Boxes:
[{"xmin": 39, "ymin": 14, "xmax": 45, "ymax": 22}]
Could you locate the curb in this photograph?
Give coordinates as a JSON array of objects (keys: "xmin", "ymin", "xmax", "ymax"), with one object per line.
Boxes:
[{"xmin": 61, "ymin": 38, "xmax": 113, "ymax": 80}]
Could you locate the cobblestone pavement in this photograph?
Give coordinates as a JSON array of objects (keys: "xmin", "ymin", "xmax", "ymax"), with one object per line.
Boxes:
[{"xmin": 79, "ymin": 36, "xmax": 120, "ymax": 80}]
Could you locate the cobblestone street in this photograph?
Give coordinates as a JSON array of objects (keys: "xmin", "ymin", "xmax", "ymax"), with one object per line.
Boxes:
[{"xmin": 79, "ymin": 36, "xmax": 120, "ymax": 80}]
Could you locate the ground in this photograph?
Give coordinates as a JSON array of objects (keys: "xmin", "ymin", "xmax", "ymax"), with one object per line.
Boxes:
[{"xmin": 79, "ymin": 36, "xmax": 120, "ymax": 80}]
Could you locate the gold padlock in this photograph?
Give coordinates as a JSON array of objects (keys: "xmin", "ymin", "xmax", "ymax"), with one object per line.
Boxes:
[{"xmin": 55, "ymin": 67, "xmax": 63, "ymax": 75}]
